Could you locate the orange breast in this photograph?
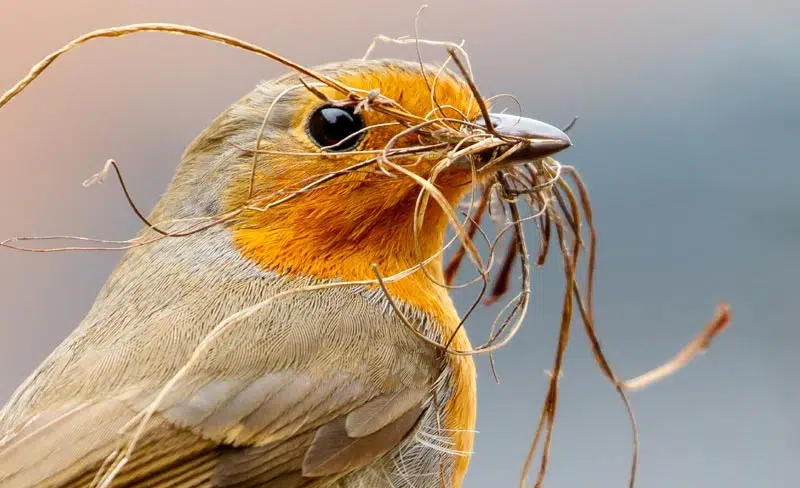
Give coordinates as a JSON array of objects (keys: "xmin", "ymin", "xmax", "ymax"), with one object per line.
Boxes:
[{"xmin": 444, "ymin": 333, "xmax": 477, "ymax": 486}]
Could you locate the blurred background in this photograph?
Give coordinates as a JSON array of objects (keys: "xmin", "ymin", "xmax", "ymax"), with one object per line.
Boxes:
[{"xmin": 0, "ymin": 1, "xmax": 797, "ymax": 486}]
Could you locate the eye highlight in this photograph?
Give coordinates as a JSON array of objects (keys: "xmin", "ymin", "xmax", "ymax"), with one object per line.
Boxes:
[{"xmin": 307, "ymin": 106, "xmax": 365, "ymax": 151}]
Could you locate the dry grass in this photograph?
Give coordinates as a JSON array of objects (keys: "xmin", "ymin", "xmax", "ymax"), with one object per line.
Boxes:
[{"xmin": 0, "ymin": 14, "xmax": 730, "ymax": 488}]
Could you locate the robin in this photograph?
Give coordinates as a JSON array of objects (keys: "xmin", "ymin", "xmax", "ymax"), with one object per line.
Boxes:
[{"xmin": 0, "ymin": 58, "xmax": 571, "ymax": 487}]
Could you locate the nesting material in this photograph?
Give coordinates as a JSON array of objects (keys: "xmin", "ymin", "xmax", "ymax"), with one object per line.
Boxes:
[{"xmin": 0, "ymin": 21, "xmax": 729, "ymax": 488}]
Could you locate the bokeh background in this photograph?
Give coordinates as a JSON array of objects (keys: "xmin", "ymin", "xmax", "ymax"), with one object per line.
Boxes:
[{"xmin": 1, "ymin": 1, "xmax": 798, "ymax": 486}]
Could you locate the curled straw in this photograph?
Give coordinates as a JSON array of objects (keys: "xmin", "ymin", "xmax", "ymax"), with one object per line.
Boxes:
[{"xmin": 0, "ymin": 21, "xmax": 730, "ymax": 488}]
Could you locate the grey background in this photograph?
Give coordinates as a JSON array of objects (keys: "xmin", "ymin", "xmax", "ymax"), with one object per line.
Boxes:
[{"xmin": 0, "ymin": 1, "xmax": 797, "ymax": 486}]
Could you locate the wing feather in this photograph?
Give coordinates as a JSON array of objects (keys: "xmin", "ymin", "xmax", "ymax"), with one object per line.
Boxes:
[{"xmin": 0, "ymin": 248, "xmax": 442, "ymax": 486}]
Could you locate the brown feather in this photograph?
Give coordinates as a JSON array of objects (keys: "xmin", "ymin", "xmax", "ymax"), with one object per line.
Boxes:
[
  {"xmin": 303, "ymin": 407, "xmax": 424, "ymax": 477},
  {"xmin": 345, "ymin": 388, "xmax": 429, "ymax": 438}
]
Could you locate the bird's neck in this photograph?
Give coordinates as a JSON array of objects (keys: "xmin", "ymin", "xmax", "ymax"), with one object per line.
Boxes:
[{"xmin": 229, "ymin": 180, "xmax": 467, "ymax": 328}]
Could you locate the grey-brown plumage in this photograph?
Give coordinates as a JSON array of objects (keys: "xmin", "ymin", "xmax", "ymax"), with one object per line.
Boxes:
[
  {"xmin": 0, "ymin": 60, "xmax": 474, "ymax": 487},
  {"xmin": 0, "ymin": 226, "xmax": 458, "ymax": 487}
]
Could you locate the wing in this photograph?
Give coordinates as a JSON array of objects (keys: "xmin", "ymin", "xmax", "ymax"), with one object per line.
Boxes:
[
  {"xmin": 0, "ymin": 247, "xmax": 443, "ymax": 487},
  {"xmin": 0, "ymin": 374, "xmax": 431, "ymax": 487}
]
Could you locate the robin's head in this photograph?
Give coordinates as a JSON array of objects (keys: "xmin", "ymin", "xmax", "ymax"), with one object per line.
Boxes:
[{"xmin": 156, "ymin": 58, "xmax": 570, "ymax": 298}]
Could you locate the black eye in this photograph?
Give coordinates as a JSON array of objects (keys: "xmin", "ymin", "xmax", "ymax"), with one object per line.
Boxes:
[{"xmin": 307, "ymin": 106, "xmax": 365, "ymax": 151}]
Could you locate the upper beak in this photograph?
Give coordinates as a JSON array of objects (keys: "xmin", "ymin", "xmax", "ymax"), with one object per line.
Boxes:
[{"xmin": 475, "ymin": 112, "xmax": 572, "ymax": 162}]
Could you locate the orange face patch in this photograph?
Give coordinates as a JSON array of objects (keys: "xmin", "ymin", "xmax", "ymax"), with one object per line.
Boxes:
[{"xmin": 225, "ymin": 63, "xmax": 485, "ymax": 322}]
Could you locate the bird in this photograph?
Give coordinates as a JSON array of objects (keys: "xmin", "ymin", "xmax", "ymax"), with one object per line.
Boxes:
[{"xmin": 0, "ymin": 58, "xmax": 571, "ymax": 487}]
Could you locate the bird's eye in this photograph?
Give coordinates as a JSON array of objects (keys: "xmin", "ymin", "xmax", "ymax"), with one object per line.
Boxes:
[{"xmin": 307, "ymin": 106, "xmax": 365, "ymax": 151}]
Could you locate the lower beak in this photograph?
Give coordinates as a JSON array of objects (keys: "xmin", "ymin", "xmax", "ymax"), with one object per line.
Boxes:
[{"xmin": 475, "ymin": 112, "xmax": 572, "ymax": 163}]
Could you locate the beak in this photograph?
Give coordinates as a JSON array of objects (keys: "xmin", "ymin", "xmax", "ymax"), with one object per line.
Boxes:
[{"xmin": 475, "ymin": 112, "xmax": 572, "ymax": 163}]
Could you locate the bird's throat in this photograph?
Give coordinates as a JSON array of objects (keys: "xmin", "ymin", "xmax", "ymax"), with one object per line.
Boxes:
[{"xmin": 229, "ymin": 179, "xmax": 470, "ymax": 328}]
